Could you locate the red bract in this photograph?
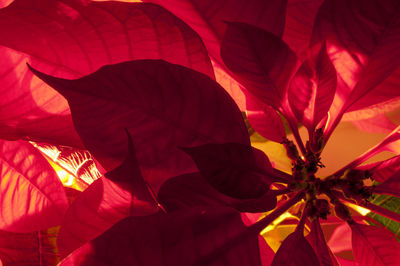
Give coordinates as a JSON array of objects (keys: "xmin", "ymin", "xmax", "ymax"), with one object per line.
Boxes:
[{"xmin": 1, "ymin": 0, "xmax": 400, "ymax": 265}]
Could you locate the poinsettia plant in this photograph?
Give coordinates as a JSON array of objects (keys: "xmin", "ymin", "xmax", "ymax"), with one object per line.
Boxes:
[{"xmin": 0, "ymin": 0, "xmax": 400, "ymax": 265}]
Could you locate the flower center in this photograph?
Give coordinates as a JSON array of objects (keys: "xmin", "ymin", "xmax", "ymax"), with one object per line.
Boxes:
[{"xmin": 282, "ymin": 133, "xmax": 374, "ymax": 222}]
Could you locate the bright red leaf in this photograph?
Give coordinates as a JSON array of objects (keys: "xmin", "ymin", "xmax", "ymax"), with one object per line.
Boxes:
[
  {"xmin": 283, "ymin": 0, "xmax": 324, "ymax": 59},
  {"xmin": 0, "ymin": 140, "xmax": 68, "ymax": 232},
  {"xmin": 29, "ymin": 60, "xmax": 249, "ymax": 190},
  {"xmin": 327, "ymin": 222, "xmax": 352, "ymax": 254},
  {"xmin": 351, "ymin": 222, "xmax": 400, "ymax": 266},
  {"xmin": 0, "ymin": 0, "xmax": 214, "ymax": 145},
  {"xmin": 0, "ymin": 227, "xmax": 59, "ymax": 265},
  {"xmin": 288, "ymin": 43, "xmax": 337, "ymax": 130},
  {"xmin": 245, "ymin": 92, "xmax": 286, "ymax": 143},
  {"xmin": 312, "ymin": 0, "xmax": 400, "ymax": 137},
  {"xmin": 374, "ymin": 170, "xmax": 400, "ymax": 197},
  {"xmin": 59, "ymin": 207, "xmax": 263, "ymax": 266},
  {"xmin": 357, "ymin": 155, "xmax": 400, "ymax": 182}
]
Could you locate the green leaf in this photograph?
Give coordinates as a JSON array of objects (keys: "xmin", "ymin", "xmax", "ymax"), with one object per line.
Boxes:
[{"xmin": 368, "ymin": 194, "xmax": 400, "ymax": 241}]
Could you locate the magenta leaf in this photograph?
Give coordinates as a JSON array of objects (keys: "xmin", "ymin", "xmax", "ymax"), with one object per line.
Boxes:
[
  {"xmin": 327, "ymin": 222, "xmax": 352, "ymax": 254},
  {"xmin": 288, "ymin": 43, "xmax": 336, "ymax": 130},
  {"xmin": 57, "ymin": 134, "xmax": 158, "ymax": 258},
  {"xmin": 182, "ymin": 143, "xmax": 278, "ymax": 199},
  {"xmin": 158, "ymin": 172, "xmax": 277, "ymax": 213},
  {"xmin": 271, "ymin": 228, "xmax": 320, "ymax": 266},
  {"xmin": 0, "ymin": 227, "xmax": 59, "ymax": 265},
  {"xmin": 0, "ymin": 140, "xmax": 68, "ymax": 232},
  {"xmin": 141, "ymin": 0, "xmax": 287, "ymax": 66},
  {"xmin": 352, "ymin": 114, "xmax": 397, "ymax": 134},
  {"xmin": 245, "ymin": 92, "xmax": 286, "ymax": 143},
  {"xmin": 350, "ymin": 222, "xmax": 400, "ymax": 266},
  {"xmin": 0, "ymin": 0, "xmax": 214, "ymax": 145},
  {"xmin": 306, "ymin": 219, "xmax": 339, "ymax": 266},
  {"xmin": 60, "ymin": 207, "xmax": 263, "ymax": 266},
  {"xmin": 283, "ymin": 0, "xmax": 324, "ymax": 58},
  {"xmin": 29, "ymin": 60, "xmax": 249, "ymax": 190},
  {"xmin": 357, "ymin": 155, "xmax": 400, "ymax": 182},
  {"xmin": 374, "ymin": 170, "xmax": 400, "ymax": 197},
  {"xmin": 221, "ymin": 22, "xmax": 298, "ymax": 110},
  {"xmin": 312, "ymin": 0, "xmax": 400, "ymax": 136}
]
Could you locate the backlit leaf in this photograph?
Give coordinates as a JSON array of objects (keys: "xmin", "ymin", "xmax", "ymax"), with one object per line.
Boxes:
[
  {"xmin": 30, "ymin": 60, "xmax": 249, "ymax": 191},
  {"xmin": 288, "ymin": 43, "xmax": 336, "ymax": 129},
  {"xmin": 351, "ymin": 222, "xmax": 400, "ymax": 266},
  {"xmin": 0, "ymin": 227, "xmax": 60, "ymax": 265},
  {"xmin": 0, "ymin": 140, "xmax": 68, "ymax": 232},
  {"xmin": 0, "ymin": 0, "xmax": 214, "ymax": 145},
  {"xmin": 312, "ymin": 0, "xmax": 400, "ymax": 136}
]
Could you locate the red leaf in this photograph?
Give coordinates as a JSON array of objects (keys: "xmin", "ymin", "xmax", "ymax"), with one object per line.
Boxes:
[
  {"xmin": 245, "ymin": 92, "xmax": 286, "ymax": 143},
  {"xmin": 283, "ymin": 0, "xmax": 324, "ymax": 59},
  {"xmin": 374, "ymin": 170, "xmax": 400, "ymax": 197},
  {"xmin": 352, "ymin": 114, "xmax": 397, "ymax": 134},
  {"xmin": 0, "ymin": 0, "xmax": 214, "ymax": 145},
  {"xmin": 271, "ymin": 228, "xmax": 320, "ymax": 266},
  {"xmin": 0, "ymin": 140, "xmax": 68, "ymax": 232},
  {"xmin": 29, "ymin": 60, "xmax": 249, "ymax": 190},
  {"xmin": 141, "ymin": 0, "xmax": 287, "ymax": 65},
  {"xmin": 327, "ymin": 222, "xmax": 352, "ymax": 254},
  {"xmin": 158, "ymin": 173, "xmax": 277, "ymax": 213},
  {"xmin": 288, "ymin": 43, "xmax": 336, "ymax": 129},
  {"xmin": 357, "ymin": 155, "xmax": 400, "ymax": 182},
  {"xmin": 221, "ymin": 22, "xmax": 298, "ymax": 111},
  {"xmin": 57, "ymin": 135, "xmax": 158, "ymax": 258},
  {"xmin": 350, "ymin": 222, "xmax": 400, "ymax": 266},
  {"xmin": 306, "ymin": 219, "xmax": 339, "ymax": 266},
  {"xmin": 312, "ymin": 0, "xmax": 400, "ymax": 136},
  {"xmin": 0, "ymin": 227, "xmax": 60, "ymax": 265},
  {"xmin": 60, "ymin": 207, "xmax": 263, "ymax": 266},
  {"xmin": 182, "ymin": 143, "xmax": 277, "ymax": 199}
]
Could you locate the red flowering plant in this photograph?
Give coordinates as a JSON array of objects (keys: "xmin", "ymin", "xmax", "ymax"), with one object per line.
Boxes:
[{"xmin": 0, "ymin": 0, "xmax": 400, "ymax": 265}]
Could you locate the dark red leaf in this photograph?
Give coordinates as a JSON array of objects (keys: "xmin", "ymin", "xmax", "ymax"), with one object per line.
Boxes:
[
  {"xmin": 271, "ymin": 228, "xmax": 320, "ymax": 266},
  {"xmin": 158, "ymin": 172, "xmax": 277, "ymax": 213},
  {"xmin": 0, "ymin": 140, "xmax": 68, "ymax": 232},
  {"xmin": 57, "ymin": 135, "xmax": 158, "ymax": 258},
  {"xmin": 0, "ymin": 227, "xmax": 60, "ymax": 265},
  {"xmin": 312, "ymin": 0, "xmax": 400, "ymax": 136},
  {"xmin": 306, "ymin": 219, "xmax": 339, "ymax": 266},
  {"xmin": 182, "ymin": 143, "xmax": 277, "ymax": 199},
  {"xmin": 288, "ymin": 43, "xmax": 336, "ymax": 129},
  {"xmin": 245, "ymin": 92, "xmax": 286, "ymax": 143},
  {"xmin": 0, "ymin": 0, "xmax": 214, "ymax": 145},
  {"xmin": 59, "ymin": 207, "xmax": 263, "ymax": 266},
  {"xmin": 221, "ymin": 22, "xmax": 299, "ymax": 111},
  {"xmin": 350, "ymin": 222, "xmax": 400, "ymax": 266},
  {"xmin": 29, "ymin": 60, "xmax": 249, "ymax": 191}
]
